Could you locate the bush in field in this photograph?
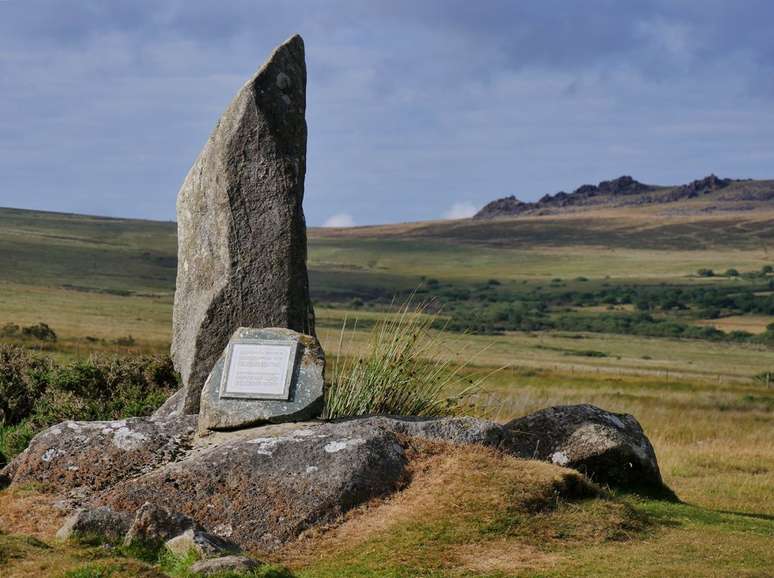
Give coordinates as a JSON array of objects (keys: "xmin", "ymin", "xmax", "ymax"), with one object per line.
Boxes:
[
  {"xmin": 697, "ymin": 268, "xmax": 715, "ymax": 277},
  {"xmin": 0, "ymin": 345, "xmax": 178, "ymax": 463},
  {"xmin": 1, "ymin": 322, "xmax": 58, "ymax": 341},
  {"xmin": 1, "ymin": 323, "xmax": 20, "ymax": 337},
  {"xmin": 0, "ymin": 346, "xmax": 49, "ymax": 425},
  {"xmin": 21, "ymin": 322, "xmax": 58, "ymax": 341},
  {"xmin": 753, "ymin": 371, "xmax": 773, "ymax": 385}
]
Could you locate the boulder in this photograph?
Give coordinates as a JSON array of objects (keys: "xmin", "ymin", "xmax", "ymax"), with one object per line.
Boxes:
[
  {"xmin": 165, "ymin": 528, "xmax": 241, "ymax": 559},
  {"xmin": 197, "ymin": 327, "xmax": 325, "ymax": 433},
  {"xmin": 505, "ymin": 404, "xmax": 669, "ymax": 494},
  {"xmin": 170, "ymin": 33, "xmax": 315, "ymax": 415},
  {"xmin": 56, "ymin": 507, "xmax": 132, "ymax": 543},
  {"xmin": 123, "ymin": 502, "xmax": 196, "ymax": 547},
  {"xmin": 96, "ymin": 420, "xmax": 408, "ymax": 551},
  {"xmin": 3, "ymin": 416, "xmax": 196, "ymax": 492},
  {"xmin": 189, "ymin": 556, "xmax": 260, "ymax": 576},
  {"xmin": 348, "ymin": 415, "xmax": 513, "ymax": 450}
]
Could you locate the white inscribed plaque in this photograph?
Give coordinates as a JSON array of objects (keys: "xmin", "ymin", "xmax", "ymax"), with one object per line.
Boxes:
[{"xmin": 220, "ymin": 341, "xmax": 296, "ymax": 400}]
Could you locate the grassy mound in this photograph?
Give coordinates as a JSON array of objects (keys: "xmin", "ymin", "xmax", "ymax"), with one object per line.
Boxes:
[
  {"xmin": 0, "ymin": 443, "xmax": 648, "ymax": 578},
  {"xmin": 280, "ymin": 442, "xmax": 648, "ymax": 577},
  {"xmin": 2, "ymin": 440, "xmax": 771, "ymax": 577}
]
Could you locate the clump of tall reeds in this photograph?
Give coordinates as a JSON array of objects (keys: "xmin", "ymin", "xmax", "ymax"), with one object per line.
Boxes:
[{"xmin": 323, "ymin": 300, "xmax": 492, "ymax": 420}]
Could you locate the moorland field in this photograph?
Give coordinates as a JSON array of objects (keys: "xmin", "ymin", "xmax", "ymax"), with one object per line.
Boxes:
[{"xmin": 1, "ymin": 201, "xmax": 773, "ymax": 577}]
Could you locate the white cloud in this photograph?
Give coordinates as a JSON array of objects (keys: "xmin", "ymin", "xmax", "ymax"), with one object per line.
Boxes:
[
  {"xmin": 442, "ymin": 201, "xmax": 477, "ymax": 220},
  {"xmin": 322, "ymin": 213, "xmax": 356, "ymax": 228}
]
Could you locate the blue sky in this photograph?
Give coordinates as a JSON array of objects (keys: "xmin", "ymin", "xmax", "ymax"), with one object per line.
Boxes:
[{"xmin": 1, "ymin": 1, "xmax": 773, "ymax": 226}]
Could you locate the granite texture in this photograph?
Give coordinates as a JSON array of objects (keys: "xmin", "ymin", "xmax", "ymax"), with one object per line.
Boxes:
[
  {"xmin": 506, "ymin": 403, "xmax": 670, "ymax": 494},
  {"xmin": 170, "ymin": 33, "xmax": 315, "ymax": 415}
]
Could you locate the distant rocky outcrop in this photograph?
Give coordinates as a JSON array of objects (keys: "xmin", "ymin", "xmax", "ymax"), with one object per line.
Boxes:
[
  {"xmin": 660, "ymin": 174, "xmax": 733, "ymax": 202},
  {"xmin": 474, "ymin": 174, "xmax": 744, "ymax": 219},
  {"xmin": 170, "ymin": 34, "xmax": 316, "ymax": 416},
  {"xmin": 474, "ymin": 195, "xmax": 529, "ymax": 219}
]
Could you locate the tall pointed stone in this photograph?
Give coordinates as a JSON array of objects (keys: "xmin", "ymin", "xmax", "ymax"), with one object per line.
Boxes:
[{"xmin": 171, "ymin": 34, "xmax": 315, "ymax": 414}]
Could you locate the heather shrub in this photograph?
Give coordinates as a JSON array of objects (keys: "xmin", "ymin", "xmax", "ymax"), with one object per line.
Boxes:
[{"xmin": 0, "ymin": 345, "xmax": 178, "ymax": 463}]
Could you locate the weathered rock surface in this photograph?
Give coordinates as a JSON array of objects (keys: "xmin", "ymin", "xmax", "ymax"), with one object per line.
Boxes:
[
  {"xmin": 505, "ymin": 404, "xmax": 667, "ymax": 492},
  {"xmin": 56, "ymin": 507, "xmax": 132, "ymax": 543},
  {"xmin": 123, "ymin": 502, "xmax": 196, "ymax": 547},
  {"xmin": 198, "ymin": 327, "xmax": 325, "ymax": 433},
  {"xmin": 347, "ymin": 415, "xmax": 514, "ymax": 450},
  {"xmin": 152, "ymin": 389, "xmax": 184, "ymax": 419},
  {"xmin": 165, "ymin": 528, "xmax": 241, "ymax": 559},
  {"xmin": 189, "ymin": 556, "xmax": 260, "ymax": 576},
  {"xmin": 170, "ymin": 33, "xmax": 315, "ymax": 415},
  {"xmin": 3, "ymin": 416, "xmax": 196, "ymax": 492},
  {"xmin": 96, "ymin": 420, "xmax": 408, "ymax": 551}
]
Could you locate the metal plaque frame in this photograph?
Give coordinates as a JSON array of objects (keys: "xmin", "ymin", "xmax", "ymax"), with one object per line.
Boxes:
[{"xmin": 218, "ymin": 338, "xmax": 299, "ymax": 401}]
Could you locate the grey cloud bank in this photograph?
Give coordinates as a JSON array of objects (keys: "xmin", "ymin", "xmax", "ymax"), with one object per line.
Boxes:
[{"xmin": 1, "ymin": 0, "xmax": 773, "ymax": 225}]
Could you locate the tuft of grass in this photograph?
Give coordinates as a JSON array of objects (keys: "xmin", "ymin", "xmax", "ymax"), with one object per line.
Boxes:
[
  {"xmin": 159, "ymin": 547, "xmax": 294, "ymax": 578},
  {"xmin": 322, "ymin": 300, "xmax": 493, "ymax": 420},
  {"xmin": 157, "ymin": 548, "xmax": 201, "ymax": 576},
  {"xmin": 62, "ymin": 564, "xmax": 118, "ymax": 578}
]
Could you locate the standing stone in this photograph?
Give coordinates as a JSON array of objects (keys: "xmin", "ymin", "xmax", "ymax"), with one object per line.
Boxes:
[{"xmin": 171, "ymin": 34, "xmax": 315, "ymax": 414}]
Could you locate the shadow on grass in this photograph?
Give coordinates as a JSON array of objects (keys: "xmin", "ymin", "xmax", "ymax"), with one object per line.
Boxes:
[{"xmin": 713, "ymin": 510, "xmax": 774, "ymax": 522}]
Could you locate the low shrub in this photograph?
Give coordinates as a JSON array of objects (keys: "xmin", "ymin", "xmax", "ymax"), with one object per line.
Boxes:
[
  {"xmin": 0, "ymin": 345, "xmax": 178, "ymax": 461},
  {"xmin": 21, "ymin": 323, "xmax": 57, "ymax": 341},
  {"xmin": 0, "ymin": 346, "xmax": 49, "ymax": 425},
  {"xmin": 0, "ymin": 322, "xmax": 57, "ymax": 341}
]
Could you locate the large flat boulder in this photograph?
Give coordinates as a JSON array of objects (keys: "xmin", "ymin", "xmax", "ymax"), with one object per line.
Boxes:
[
  {"xmin": 171, "ymin": 33, "xmax": 315, "ymax": 415},
  {"xmin": 505, "ymin": 404, "xmax": 670, "ymax": 494},
  {"xmin": 96, "ymin": 420, "xmax": 408, "ymax": 551},
  {"xmin": 2, "ymin": 416, "xmax": 196, "ymax": 492},
  {"xmin": 4, "ymin": 410, "xmax": 670, "ymax": 555}
]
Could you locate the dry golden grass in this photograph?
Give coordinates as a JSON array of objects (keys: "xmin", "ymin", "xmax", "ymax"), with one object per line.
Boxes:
[
  {"xmin": 281, "ymin": 442, "xmax": 641, "ymax": 576},
  {"xmin": 0, "ymin": 486, "xmax": 65, "ymax": 540},
  {"xmin": 694, "ymin": 314, "xmax": 774, "ymax": 334}
]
